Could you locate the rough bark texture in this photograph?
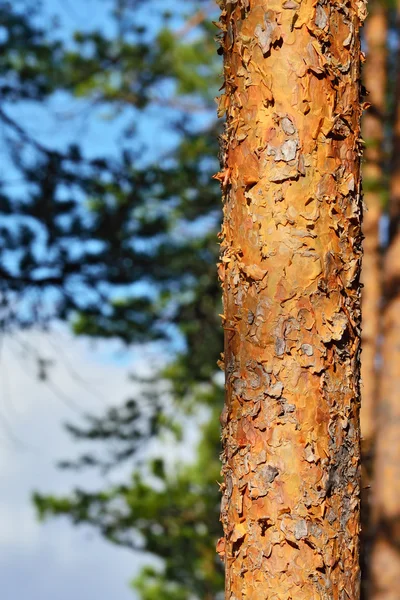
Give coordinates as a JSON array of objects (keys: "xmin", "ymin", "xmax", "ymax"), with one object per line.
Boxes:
[
  {"xmin": 216, "ymin": 0, "xmax": 365, "ymax": 598},
  {"xmin": 371, "ymin": 6, "xmax": 400, "ymax": 599},
  {"xmin": 360, "ymin": 2, "xmax": 387, "ymax": 451}
]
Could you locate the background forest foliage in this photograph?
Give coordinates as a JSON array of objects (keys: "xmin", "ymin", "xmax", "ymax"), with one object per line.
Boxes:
[{"xmin": 0, "ymin": 0, "xmax": 398, "ymax": 599}]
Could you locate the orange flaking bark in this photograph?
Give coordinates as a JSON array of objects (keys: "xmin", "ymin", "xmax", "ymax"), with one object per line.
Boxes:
[{"xmin": 216, "ymin": 0, "xmax": 365, "ymax": 598}]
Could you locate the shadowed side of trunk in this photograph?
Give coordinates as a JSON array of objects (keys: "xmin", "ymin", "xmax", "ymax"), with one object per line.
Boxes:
[{"xmin": 216, "ymin": 0, "xmax": 365, "ymax": 598}]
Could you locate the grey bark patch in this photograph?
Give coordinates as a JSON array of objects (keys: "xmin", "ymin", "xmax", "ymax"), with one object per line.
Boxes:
[
  {"xmin": 263, "ymin": 465, "xmax": 279, "ymax": 483},
  {"xmin": 248, "ymin": 370, "xmax": 261, "ymax": 389},
  {"xmin": 268, "ymin": 381, "xmax": 283, "ymax": 398},
  {"xmin": 340, "ymin": 495, "xmax": 352, "ymax": 530},
  {"xmin": 254, "ymin": 24, "xmax": 272, "ymax": 55},
  {"xmin": 233, "ymin": 378, "xmax": 247, "ymax": 396},
  {"xmin": 315, "ymin": 5, "xmax": 328, "ymax": 29},
  {"xmin": 294, "ymin": 519, "xmax": 308, "ymax": 540},
  {"xmin": 301, "ymin": 343, "xmax": 314, "ymax": 356},
  {"xmin": 275, "ymin": 139, "xmax": 298, "ymax": 162},
  {"xmin": 275, "ymin": 338, "xmax": 286, "ymax": 356},
  {"xmin": 327, "ymin": 509, "xmax": 337, "ymax": 524},
  {"xmin": 281, "ymin": 117, "xmax": 296, "ymax": 135},
  {"xmin": 248, "ymin": 465, "xmax": 279, "ymax": 498},
  {"xmin": 254, "ymin": 11, "xmax": 281, "ymax": 55}
]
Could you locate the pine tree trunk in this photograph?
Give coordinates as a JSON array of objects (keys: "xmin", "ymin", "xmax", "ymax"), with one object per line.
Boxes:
[
  {"xmin": 360, "ymin": 1, "xmax": 387, "ymax": 453},
  {"xmin": 359, "ymin": 6, "xmax": 387, "ymax": 595},
  {"xmin": 217, "ymin": 1, "xmax": 365, "ymax": 598},
  {"xmin": 370, "ymin": 6, "xmax": 400, "ymax": 598}
]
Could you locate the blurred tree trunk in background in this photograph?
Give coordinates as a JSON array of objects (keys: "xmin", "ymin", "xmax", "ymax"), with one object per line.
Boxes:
[
  {"xmin": 361, "ymin": 0, "xmax": 387, "ymax": 457},
  {"xmin": 360, "ymin": 4, "xmax": 388, "ymax": 595},
  {"xmin": 371, "ymin": 4, "xmax": 400, "ymax": 598},
  {"xmin": 217, "ymin": 1, "xmax": 365, "ymax": 597}
]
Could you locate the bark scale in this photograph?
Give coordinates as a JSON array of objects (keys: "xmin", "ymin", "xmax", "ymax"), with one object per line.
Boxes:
[
  {"xmin": 371, "ymin": 6, "xmax": 400, "ymax": 599},
  {"xmin": 217, "ymin": 0, "xmax": 366, "ymax": 598},
  {"xmin": 360, "ymin": 1, "xmax": 387, "ymax": 451}
]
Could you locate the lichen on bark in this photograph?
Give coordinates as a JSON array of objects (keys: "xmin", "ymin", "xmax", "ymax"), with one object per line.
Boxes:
[{"xmin": 216, "ymin": 0, "xmax": 366, "ymax": 598}]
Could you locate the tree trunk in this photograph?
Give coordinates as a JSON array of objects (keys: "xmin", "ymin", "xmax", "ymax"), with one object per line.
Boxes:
[
  {"xmin": 360, "ymin": 1, "xmax": 387, "ymax": 453},
  {"xmin": 370, "ymin": 6, "xmax": 400, "ymax": 599},
  {"xmin": 216, "ymin": 1, "xmax": 365, "ymax": 598},
  {"xmin": 359, "ymin": 5, "xmax": 387, "ymax": 595}
]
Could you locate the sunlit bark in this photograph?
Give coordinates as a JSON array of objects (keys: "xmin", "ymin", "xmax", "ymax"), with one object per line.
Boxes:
[{"xmin": 216, "ymin": 0, "xmax": 365, "ymax": 597}]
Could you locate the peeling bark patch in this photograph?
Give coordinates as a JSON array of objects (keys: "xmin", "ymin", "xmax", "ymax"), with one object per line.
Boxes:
[
  {"xmin": 294, "ymin": 519, "xmax": 308, "ymax": 540},
  {"xmin": 264, "ymin": 464, "xmax": 279, "ymax": 482},
  {"xmin": 217, "ymin": 0, "xmax": 364, "ymax": 597},
  {"xmin": 281, "ymin": 117, "xmax": 296, "ymax": 136},
  {"xmin": 315, "ymin": 5, "xmax": 329, "ymax": 30},
  {"xmin": 254, "ymin": 11, "xmax": 282, "ymax": 56}
]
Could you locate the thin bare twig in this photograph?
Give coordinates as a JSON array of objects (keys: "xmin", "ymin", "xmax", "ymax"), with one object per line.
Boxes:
[{"xmin": 175, "ymin": 1, "xmax": 215, "ymax": 38}]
